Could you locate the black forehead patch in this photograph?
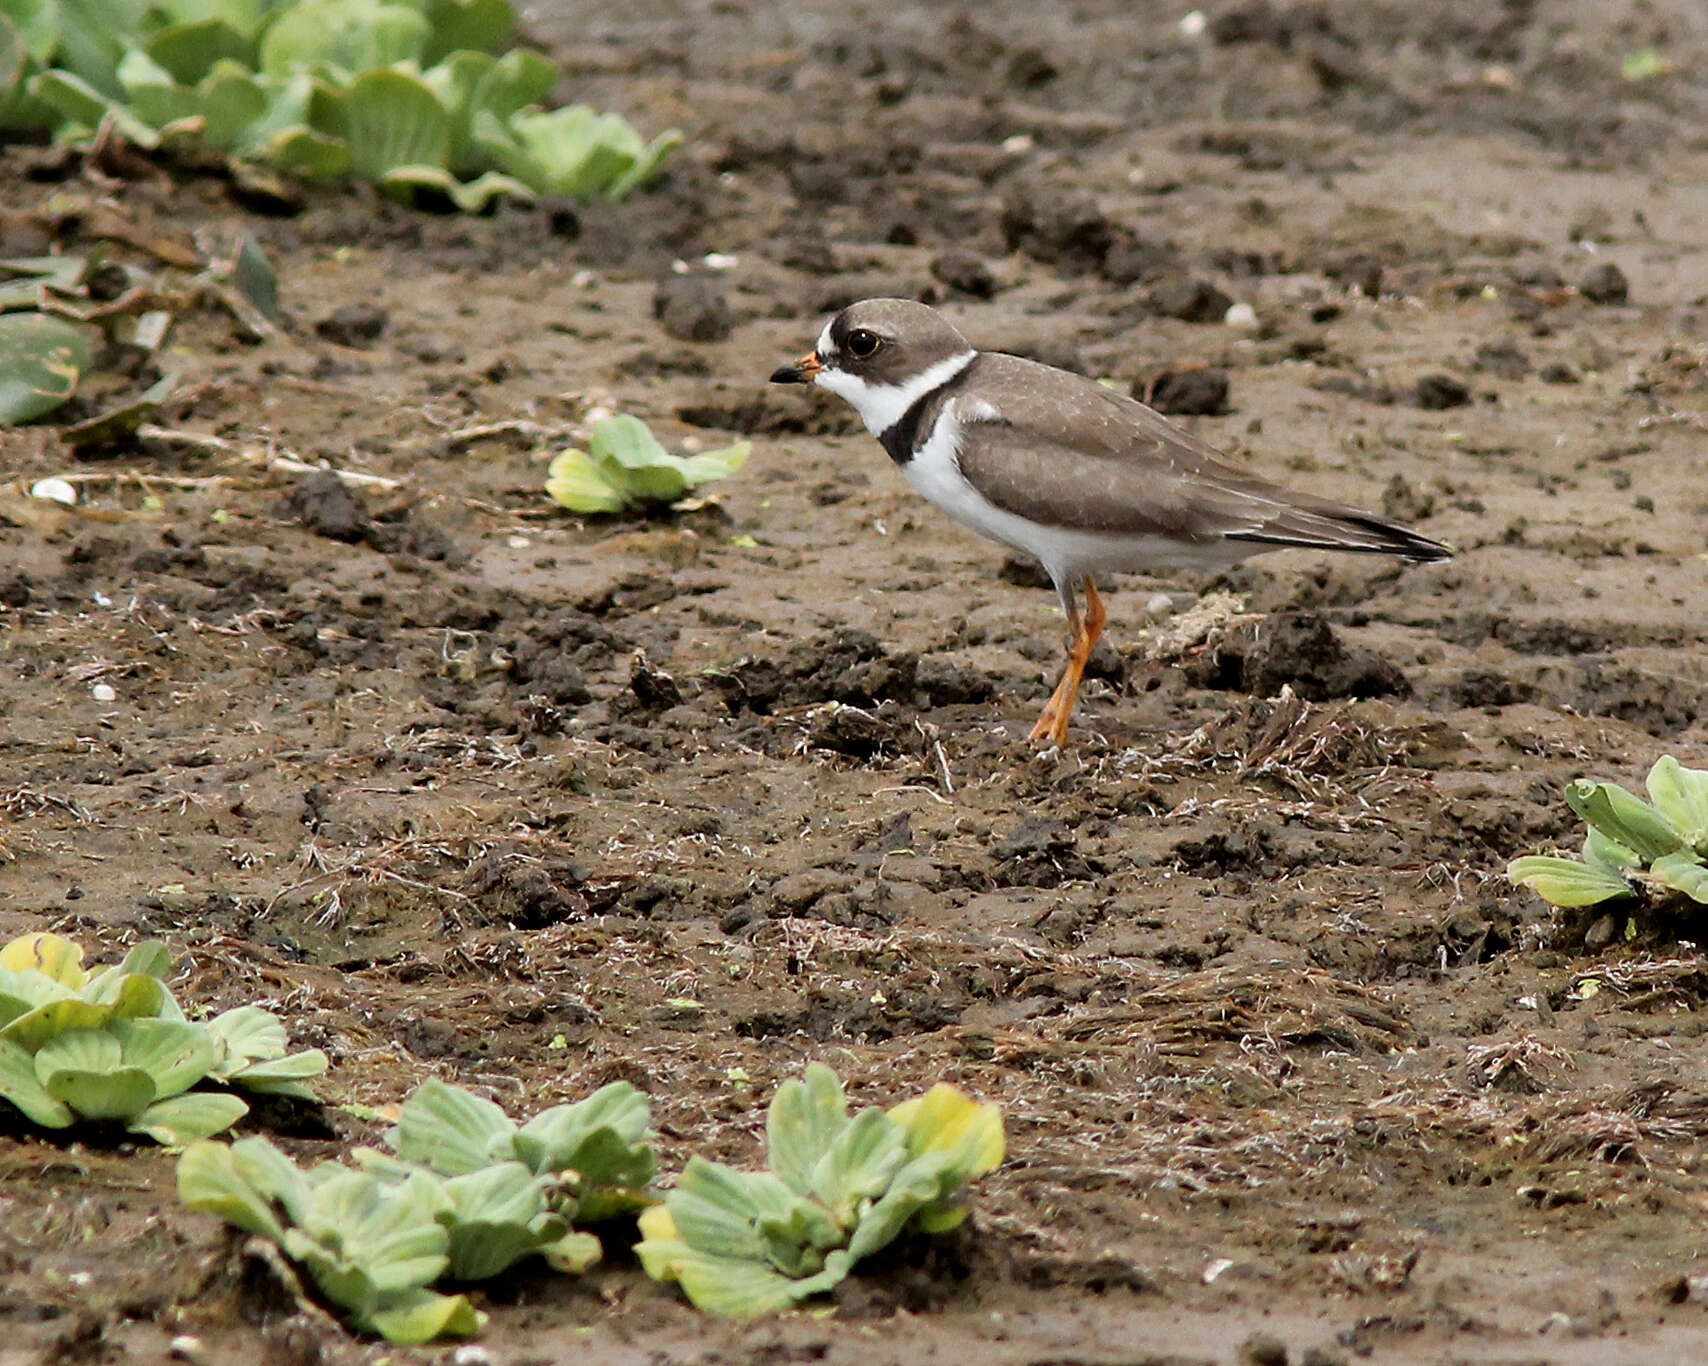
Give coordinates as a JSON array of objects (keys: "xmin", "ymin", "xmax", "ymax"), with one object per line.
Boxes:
[{"xmin": 828, "ymin": 309, "xmax": 858, "ymax": 353}]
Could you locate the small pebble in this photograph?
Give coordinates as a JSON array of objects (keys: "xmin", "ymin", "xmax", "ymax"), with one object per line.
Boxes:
[
  {"xmin": 168, "ymin": 1335, "xmax": 207, "ymax": 1365},
  {"xmin": 452, "ymin": 1347, "xmax": 493, "ymax": 1366},
  {"xmin": 1413, "ymin": 373, "xmax": 1471, "ymax": 410},
  {"xmin": 1580, "ymin": 262, "xmax": 1629, "ymax": 305},
  {"xmin": 28, "ymin": 477, "xmax": 77, "ymax": 506},
  {"xmin": 91, "ymin": 683, "xmax": 117, "ymax": 703},
  {"xmin": 1224, "ymin": 301, "xmax": 1259, "ymax": 329}
]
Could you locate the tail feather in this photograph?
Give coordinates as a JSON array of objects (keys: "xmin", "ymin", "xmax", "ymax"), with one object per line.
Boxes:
[{"xmin": 1229, "ymin": 508, "xmax": 1453, "ymax": 563}]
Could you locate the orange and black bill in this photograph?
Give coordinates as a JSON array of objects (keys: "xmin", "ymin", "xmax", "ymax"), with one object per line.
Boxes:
[{"xmin": 769, "ymin": 352, "xmax": 821, "ymax": 384}]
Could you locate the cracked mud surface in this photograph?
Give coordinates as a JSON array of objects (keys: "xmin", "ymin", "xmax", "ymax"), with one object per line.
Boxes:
[{"xmin": 5, "ymin": 2, "xmax": 1708, "ymax": 1362}]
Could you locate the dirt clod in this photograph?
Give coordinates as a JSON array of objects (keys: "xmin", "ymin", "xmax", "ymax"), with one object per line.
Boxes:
[
  {"xmin": 1581, "ymin": 261, "xmax": 1630, "ymax": 304},
  {"xmin": 314, "ymin": 302, "xmax": 389, "ymax": 346},
  {"xmin": 653, "ymin": 273, "xmax": 734, "ymax": 342},
  {"xmin": 1185, "ymin": 612, "xmax": 1410, "ymax": 701}
]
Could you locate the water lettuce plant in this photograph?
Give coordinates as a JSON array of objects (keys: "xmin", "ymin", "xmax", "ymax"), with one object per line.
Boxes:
[
  {"xmin": 374, "ymin": 1076, "xmax": 655, "ymax": 1222},
  {"xmin": 636, "ymin": 1063, "xmax": 1004, "ymax": 1319},
  {"xmin": 0, "ymin": 0, "xmax": 680, "ymax": 208},
  {"xmin": 0, "ymin": 932, "xmax": 327, "ymax": 1143},
  {"xmin": 546, "ymin": 415, "xmax": 750, "ymax": 515},
  {"xmin": 1509, "ymin": 755, "xmax": 1708, "ymax": 910},
  {"xmin": 179, "ymin": 1078, "xmax": 656, "ymax": 1342},
  {"xmin": 179, "ymin": 1136, "xmax": 485, "ymax": 1344}
]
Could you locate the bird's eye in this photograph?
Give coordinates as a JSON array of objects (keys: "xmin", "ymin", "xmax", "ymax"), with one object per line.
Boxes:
[{"xmin": 846, "ymin": 329, "xmax": 882, "ymax": 359}]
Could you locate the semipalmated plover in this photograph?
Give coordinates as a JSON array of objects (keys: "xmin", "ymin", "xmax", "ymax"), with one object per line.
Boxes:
[{"xmin": 770, "ymin": 298, "xmax": 1451, "ymax": 744}]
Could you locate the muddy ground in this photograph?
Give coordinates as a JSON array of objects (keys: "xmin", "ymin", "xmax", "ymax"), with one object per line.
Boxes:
[{"xmin": 6, "ymin": 0, "xmax": 1708, "ymax": 1362}]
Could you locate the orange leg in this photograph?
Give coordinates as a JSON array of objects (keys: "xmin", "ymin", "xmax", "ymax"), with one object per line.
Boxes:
[{"xmin": 1028, "ymin": 576, "xmax": 1107, "ymax": 745}]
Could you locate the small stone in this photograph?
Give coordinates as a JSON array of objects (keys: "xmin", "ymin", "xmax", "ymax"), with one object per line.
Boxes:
[
  {"xmin": 1583, "ymin": 913, "xmax": 1618, "ymax": 951},
  {"xmin": 998, "ymin": 553, "xmax": 1053, "ymax": 590},
  {"xmin": 1539, "ymin": 361, "xmax": 1581, "ymax": 383},
  {"xmin": 452, "ymin": 1347, "xmax": 494, "ymax": 1366},
  {"xmin": 629, "ymin": 654, "xmax": 684, "ymax": 711},
  {"xmin": 282, "ymin": 470, "xmax": 369, "ymax": 543},
  {"xmin": 1413, "ymin": 373, "xmax": 1471, "ymax": 410},
  {"xmin": 1223, "ymin": 300, "xmax": 1260, "ymax": 329},
  {"xmin": 931, "ymin": 249, "xmax": 997, "ymax": 298},
  {"xmin": 1142, "ymin": 367, "xmax": 1230, "ymax": 416},
  {"xmin": 1148, "ymin": 276, "xmax": 1233, "ymax": 322},
  {"xmin": 168, "ymin": 1335, "xmax": 208, "ymax": 1365},
  {"xmin": 315, "ymin": 302, "xmax": 388, "ymax": 347},
  {"xmin": 1580, "ymin": 262, "xmax": 1629, "ymax": 304},
  {"xmin": 653, "ymin": 274, "xmax": 733, "ymax": 343},
  {"xmin": 91, "ymin": 682, "xmax": 117, "ymax": 703},
  {"xmin": 1656, "ymin": 1274, "xmax": 1690, "ymax": 1304},
  {"xmin": 1473, "ymin": 339, "xmax": 1530, "ymax": 379},
  {"xmin": 1237, "ymin": 1333, "xmax": 1289, "ymax": 1366}
]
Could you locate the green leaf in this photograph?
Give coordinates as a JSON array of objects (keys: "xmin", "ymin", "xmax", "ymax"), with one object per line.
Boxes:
[
  {"xmin": 54, "ymin": 0, "xmax": 146, "ymax": 97},
  {"xmin": 483, "ymin": 105, "xmax": 638, "ymax": 197},
  {"xmin": 423, "ymin": 47, "xmax": 552, "ymax": 176},
  {"xmin": 591, "ymin": 413, "xmax": 671, "ymax": 469},
  {"xmin": 4, "ymin": 997, "xmax": 111, "ymax": 1052},
  {"xmin": 36, "ymin": 1028, "xmax": 158, "ymax": 1119},
  {"xmin": 1507, "ymin": 854, "xmax": 1634, "ymax": 908},
  {"xmin": 1646, "ymin": 756, "xmax": 1708, "ymax": 852},
  {"xmin": 675, "ymin": 441, "xmax": 752, "ymax": 487},
  {"xmin": 1, "ymin": 0, "xmax": 57, "ymax": 66},
  {"xmin": 446, "ymin": 169, "xmax": 531, "ymax": 212},
  {"xmin": 29, "ymin": 66, "xmax": 161, "ymax": 145},
  {"xmin": 767, "ymin": 1062, "xmax": 850, "ymax": 1197},
  {"xmin": 0, "ymin": 313, "xmax": 93, "ymax": 425},
  {"xmin": 258, "ymin": 0, "xmax": 430, "ymax": 76},
  {"xmin": 132, "ymin": 1090, "xmax": 249, "ymax": 1144},
  {"xmin": 261, "ymin": 123, "xmax": 352, "ymax": 180},
  {"xmin": 643, "ymin": 1239, "xmax": 845, "ymax": 1319},
  {"xmin": 1650, "ymin": 850, "xmax": 1708, "ymax": 904},
  {"xmin": 811, "ymin": 1106, "xmax": 907, "ymax": 1217},
  {"xmin": 0, "ymin": 12, "xmax": 25, "ymax": 94},
  {"xmin": 1583, "ymin": 828, "xmax": 1641, "ymax": 874},
  {"xmin": 195, "ymin": 58, "xmax": 267, "ymax": 148},
  {"xmin": 605, "ymin": 127, "xmax": 682, "ymax": 200},
  {"xmin": 0, "ymin": 1035, "xmax": 73, "ymax": 1127},
  {"xmin": 109, "ymin": 1016, "xmax": 219, "ymax": 1097},
  {"xmin": 845, "ymin": 1149, "xmax": 957, "ymax": 1261},
  {"xmin": 511, "ymin": 1080, "xmax": 654, "ymax": 1217},
  {"xmin": 206, "ymin": 1005, "xmax": 287, "ymax": 1069},
  {"xmin": 148, "ymin": 0, "xmax": 264, "ymax": 31},
  {"xmin": 177, "ymin": 1135, "xmax": 298, "ymax": 1240},
  {"xmin": 1565, "ymin": 778, "xmax": 1683, "ymax": 862},
  {"xmin": 385, "ymin": 1078, "xmax": 516, "ymax": 1174},
  {"xmin": 544, "ymin": 448, "xmax": 629, "ymax": 514},
  {"xmin": 344, "ymin": 68, "xmax": 450, "ymax": 181},
  {"xmin": 234, "ymin": 234, "xmax": 280, "ymax": 320},
  {"xmin": 363, "ymin": 1289, "xmax": 484, "ymax": 1344},
  {"xmin": 144, "ymin": 17, "xmax": 254, "ymax": 84},
  {"xmin": 541, "ymin": 1228, "xmax": 601, "ymax": 1274},
  {"xmin": 419, "ymin": 0, "xmax": 512, "ymax": 64},
  {"xmin": 61, "ymin": 371, "xmax": 179, "ymax": 449}
]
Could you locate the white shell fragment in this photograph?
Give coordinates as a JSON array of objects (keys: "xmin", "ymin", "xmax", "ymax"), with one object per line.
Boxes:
[{"xmin": 29, "ymin": 477, "xmax": 78, "ymax": 506}]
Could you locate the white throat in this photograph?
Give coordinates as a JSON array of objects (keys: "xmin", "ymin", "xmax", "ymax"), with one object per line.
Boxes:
[{"xmin": 814, "ymin": 349, "xmax": 977, "ymax": 438}]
